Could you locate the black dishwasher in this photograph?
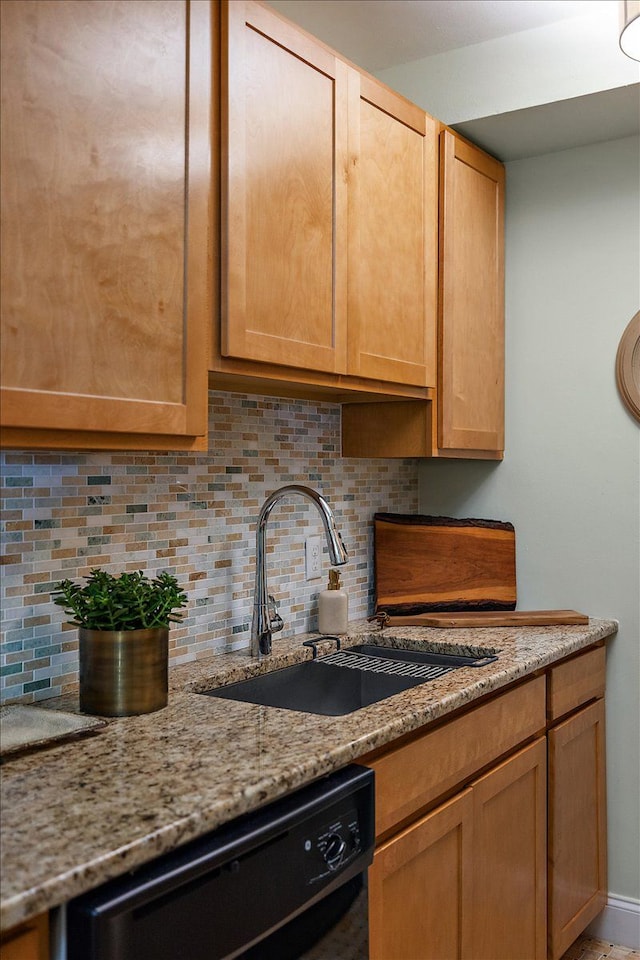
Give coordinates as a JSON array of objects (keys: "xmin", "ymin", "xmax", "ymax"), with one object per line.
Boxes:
[{"xmin": 65, "ymin": 765, "xmax": 374, "ymax": 960}]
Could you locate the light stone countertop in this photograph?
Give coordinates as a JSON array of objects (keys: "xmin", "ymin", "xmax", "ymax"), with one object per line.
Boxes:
[{"xmin": 0, "ymin": 617, "xmax": 617, "ymax": 932}]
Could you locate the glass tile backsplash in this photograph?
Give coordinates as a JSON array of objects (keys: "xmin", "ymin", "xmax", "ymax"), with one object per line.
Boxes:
[{"xmin": 0, "ymin": 391, "xmax": 419, "ymax": 703}]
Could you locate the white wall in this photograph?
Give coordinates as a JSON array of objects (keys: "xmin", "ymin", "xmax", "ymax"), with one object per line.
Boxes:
[{"xmin": 419, "ymin": 136, "xmax": 640, "ymax": 905}]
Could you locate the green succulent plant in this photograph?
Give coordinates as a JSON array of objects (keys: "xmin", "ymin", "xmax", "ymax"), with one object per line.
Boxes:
[{"xmin": 52, "ymin": 568, "xmax": 188, "ymax": 631}]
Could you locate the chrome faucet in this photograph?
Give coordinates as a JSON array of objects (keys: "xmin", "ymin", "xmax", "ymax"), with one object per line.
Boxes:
[{"xmin": 251, "ymin": 485, "xmax": 348, "ymax": 656}]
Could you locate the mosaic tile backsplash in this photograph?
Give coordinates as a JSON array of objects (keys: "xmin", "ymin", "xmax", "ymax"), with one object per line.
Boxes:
[{"xmin": 0, "ymin": 391, "xmax": 419, "ymax": 704}]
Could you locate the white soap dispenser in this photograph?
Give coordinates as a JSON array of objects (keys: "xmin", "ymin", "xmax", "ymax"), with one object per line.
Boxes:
[{"xmin": 318, "ymin": 568, "xmax": 349, "ymax": 635}]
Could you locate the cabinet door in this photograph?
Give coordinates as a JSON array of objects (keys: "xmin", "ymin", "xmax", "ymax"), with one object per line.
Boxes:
[
  {"xmin": 439, "ymin": 130, "xmax": 505, "ymax": 455},
  {"xmin": 369, "ymin": 789, "xmax": 473, "ymax": 960},
  {"xmin": 347, "ymin": 75, "xmax": 438, "ymax": 387},
  {"xmin": 0, "ymin": 0, "xmax": 211, "ymax": 448},
  {"xmin": 222, "ymin": 0, "xmax": 348, "ymax": 374},
  {"xmin": 471, "ymin": 738, "xmax": 547, "ymax": 960},
  {"xmin": 548, "ymin": 699, "xmax": 607, "ymax": 960}
]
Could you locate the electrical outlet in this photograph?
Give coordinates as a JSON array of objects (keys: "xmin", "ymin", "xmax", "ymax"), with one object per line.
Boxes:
[{"xmin": 305, "ymin": 536, "xmax": 322, "ymax": 581}]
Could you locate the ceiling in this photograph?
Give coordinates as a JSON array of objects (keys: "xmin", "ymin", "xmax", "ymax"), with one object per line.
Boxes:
[
  {"xmin": 269, "ymin": 0, "xmax": 613, "ymax": 72},
  {"xmin": 455, "ymin": 83, "xmax": 640, "ymax": 161},
  {"xmin": 268, "ymin": 0, "xmax": 639, "ymax": 160}
]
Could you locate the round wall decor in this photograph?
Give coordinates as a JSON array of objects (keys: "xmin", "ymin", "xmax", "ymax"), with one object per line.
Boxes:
[{"xmin": 616, "ymin": 311, "xmax": 640, "ymax": 424}]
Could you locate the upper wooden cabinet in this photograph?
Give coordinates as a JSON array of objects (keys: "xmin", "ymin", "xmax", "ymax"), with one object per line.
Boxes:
[
  {"xmin": 0, "ymin": 0, "xmax": 212, "ymax": 450},
  {"xmin": 218, "ymin": 0, "xmax": 437, "ymax": 394},
  {"xmin": 438, "ymin": 130, "xmax": 505, "ymax": 455},
  {"xmin": 221, "ymin": 0, "xmax": 348, "ymax": 375},
  {"xmin": 2, "ymin": 0, "xmax": 503, "ymax": 450},
  {"xmin": 342, "ymin": 128, "xmax": 505, "ymax": 459},
  {"xmin": 347, "ymin": 75, "xmax": 438, "ymax": 387}
]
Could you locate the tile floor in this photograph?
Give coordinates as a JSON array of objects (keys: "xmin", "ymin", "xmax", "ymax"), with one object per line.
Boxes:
[{"xmin": 561, "ymin": 935, "xmax": 638, "ymax": 960}]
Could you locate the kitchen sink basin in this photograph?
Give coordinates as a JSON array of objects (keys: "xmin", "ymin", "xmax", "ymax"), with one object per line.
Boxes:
[{"xmin": 200, "ymin": 641, "xmax": 498, "ymax": 716}]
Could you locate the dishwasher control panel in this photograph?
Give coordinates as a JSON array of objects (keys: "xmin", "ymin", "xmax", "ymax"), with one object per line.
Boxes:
[{"xmin": 304, "ymin": 806, "xmax": 364, "ymax": 883}]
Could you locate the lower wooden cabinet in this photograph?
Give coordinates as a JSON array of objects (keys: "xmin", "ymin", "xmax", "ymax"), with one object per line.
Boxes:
[
  {"xmin": 0, "ymin": 912, "xmax": 48, "ymax": 960},
  {"xmin": 548, "ymin": 698, "xmax": 607, "ymax": 960},
  {"xmin": 471, "ymin": 739, "xmax": 547, "ymax": 960},
  {"xmin": 365, "ymin": 645, "xmax": 608, "ymax": 960},
  {"xmin": 369, "ymin": 789, "xmax": 473, "ymax": 960},
  {"xmin": 369, "ymin": 677, "xmax": 546, "ymax": 841},
  {"xmin": 368, "ymin": 738, "xmax": 547, "ymax": 960}
]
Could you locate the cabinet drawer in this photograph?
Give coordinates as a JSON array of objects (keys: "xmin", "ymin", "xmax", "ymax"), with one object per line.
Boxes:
[
  {"xmin": 367, "ymin": 675, "xmax": 546, "ymax": 838},
  {"xmin": 547, "ymin": 645, "xmax": 605, "ymax": 722}
]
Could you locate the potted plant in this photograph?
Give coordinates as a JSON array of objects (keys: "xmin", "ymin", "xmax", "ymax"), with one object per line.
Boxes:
[{"xmin": 53, "ymin": 568, "xmax": 188, "ymax": 716}]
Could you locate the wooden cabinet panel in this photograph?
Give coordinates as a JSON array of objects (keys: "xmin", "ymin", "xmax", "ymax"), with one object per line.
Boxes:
[
  {"xmin": 342, "ymin": 399, "xmax": 435, "ymax": 458},
  {"xmin": 548, "ymin": 699, "xmax": 607, "ymax": 960},
  {"xmin": 219, "ymin": 3, "xmax": 441, "ymax": 397},
  {"xmin": 0, "ymin": 0, "xmax": 211, "ymax": 448},
  {"xmin": 222, "ymin": 0, "xmax": 348, "ymax": 374},
  {"xmin": 547, "ymin": 646, "xmax": 606, "ymax": 722},
  {"xmin": 439, "ymin": 130, "xmax": 505, "ymax": 455},
  {"xmin": 0, "ymin": 912, "xmax": 48, "ymax": 960},
  {"xmin": 369, "ymin": 789, "xmax": 473, "ymax": 960},
  {"xmin": 364, "ymin": 643, "xmax": 607, "ymax": 960},
  {"xmin": 347, "ymin": 75, "xmax": 438, "ymax": 387},
  {"xmin": 369, "ymin": 676, "xmax": 545, "ymax": 838},
  {"xmin": 341, "ymin": 129, "xmax": 505, "ymax": 460},
  {"xmin": 369, "ymin": 738, "xmax": 547, "ymax": 960},
  {"xmin": 340, "ymin": 396, "xmax": 503, "ymax": 460},
  {"xmin": 471, "ymin": 739, "xmax": 547, "ymax": 960},
  {"xmin": 0, "ymin": 928, "xmax": 39, "ymax": 960}
]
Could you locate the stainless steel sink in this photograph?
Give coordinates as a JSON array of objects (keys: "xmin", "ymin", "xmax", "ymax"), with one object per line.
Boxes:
[{"xmin": 200, "ymin": 640, "xmax": 498, "ymax": 716}]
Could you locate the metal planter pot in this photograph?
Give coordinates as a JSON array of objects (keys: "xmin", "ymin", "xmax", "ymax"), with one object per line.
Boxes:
[{"xmin": 79, "ymin": 627, "xmax": 169, "ymax": 716}]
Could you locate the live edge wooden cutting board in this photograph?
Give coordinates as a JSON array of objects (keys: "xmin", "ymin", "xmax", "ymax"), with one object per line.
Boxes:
[
  {"xmin": 377, "ymin": 610, "xmax": 589, "ymax": 628},
  {"xmin": 374, "ymin": 513, "xmax": 517, "ymax": 614}
]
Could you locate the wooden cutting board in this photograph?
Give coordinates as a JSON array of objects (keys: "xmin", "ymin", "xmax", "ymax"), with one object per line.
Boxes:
[
  {"xmin": 374, "ymin": 513, "xmax": 517, "ymax": 614},
  {"xmin": 377, "ymin": 610, "xmax": 589, "ymax": 629}
]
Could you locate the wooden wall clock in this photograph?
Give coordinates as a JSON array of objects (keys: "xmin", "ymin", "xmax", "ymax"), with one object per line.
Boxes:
[{"xmin": 616, "ymin": 311, "xmax": 640, "ymax": 423}]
